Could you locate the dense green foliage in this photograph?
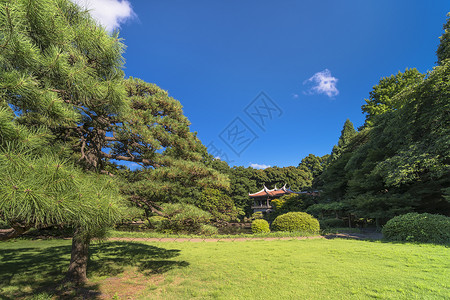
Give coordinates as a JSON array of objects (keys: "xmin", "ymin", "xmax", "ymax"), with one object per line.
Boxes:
[
  {"xmin": 312, "ymin": 16, "xmax": 450, "ymax": 226},
  {"xmin": 297, "ymin": 153, "xmax": 330, "ymax": 188},
  {"xmin": 199, "ymin": 224, "xmax": 219, "ymax": 236},
  {"xmin": 0, "ymin": 146, "xmax": 124, "ymax": 234},
  {"xmin": 158, "ymin": 203, "xmax": 212, "ymax": 234},
  {"xmin": 198, "ymin": 188, "xmax": 241, "ymax": 221},
  {"xmin": 271, "ymin": 212, "xmax": 320, "ymax": 233},
  {"xmin": 0, "ymin": 105, "xmax": 126, "ymax": 240},
  {"xmin": 382, "ymin": 213, "xmax": 450, "ymax": 244},
  {"xmin": 251, "ymin": 219, "xmax": 270, "ymax": 233}
]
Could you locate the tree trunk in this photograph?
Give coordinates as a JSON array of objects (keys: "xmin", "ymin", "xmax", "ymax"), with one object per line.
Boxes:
[
  {"xmin": 375, "ymin": 217, "xmax": 380, "ymax": 232},
  {"xmin": 65, "ymin": 228, "xmax": 90, "ymax": 284}
]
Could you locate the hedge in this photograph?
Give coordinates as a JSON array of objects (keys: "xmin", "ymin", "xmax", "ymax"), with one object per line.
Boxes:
[
  {"xmin": 271, "ymin": 212, "xmax": 320, "ymax": 233},
  {"xmin": 382, "ymin": 213, "xmax": 450, "ymax": 244}
]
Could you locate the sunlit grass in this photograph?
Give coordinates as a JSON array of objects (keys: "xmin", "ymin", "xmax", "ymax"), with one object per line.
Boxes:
[{"xmin": 0, "ymin": 238, "xmax": 448, "ymax": 299}]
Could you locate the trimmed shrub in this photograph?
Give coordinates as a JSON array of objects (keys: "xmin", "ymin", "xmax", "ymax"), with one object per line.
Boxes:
[
  {"xmin": 199, "ymin": 224, "xmax": 219, "ymax": 236},
  {"xmin": 320, "ymin": 218, "xmax": 345, "ymax": 228},
  {"xmin": 251, "ymin": 219, "xmax": 270, "ymax": 233},
  {"xmin": 272, "ymin": 212, "xmax": 320, "ymax": 233},
  {"xmin": 382, "ymin": 213, "xmax": 450, "ymax": 244}
]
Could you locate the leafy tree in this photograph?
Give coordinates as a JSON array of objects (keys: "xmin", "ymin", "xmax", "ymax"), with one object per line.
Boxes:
[
  {"xmin": 361, "ymin": 69, "xmax": 424, "ymax": 127},
  {"xmin": 298, "ymin": 153, "xmax": 330, "ymax": 188},
  {"xmin": 298, "ymin": 154, "xmax": 328, "ymax": 178}
]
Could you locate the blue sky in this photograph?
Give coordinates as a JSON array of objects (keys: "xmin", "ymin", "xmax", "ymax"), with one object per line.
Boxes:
[{"xmin": 73, "ymin": 0, "xmax": 449, "ymax": 169}]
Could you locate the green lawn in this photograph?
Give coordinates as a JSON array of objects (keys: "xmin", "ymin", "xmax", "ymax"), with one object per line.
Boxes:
[{"xmin": 0, "ymin": 238, "xmax": 448, "ymax": 299}]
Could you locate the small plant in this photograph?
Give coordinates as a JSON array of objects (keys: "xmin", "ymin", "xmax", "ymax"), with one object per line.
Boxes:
[
  {"xmin": 382, "ymin": 213, "xmax": 450, "ymax": 244},
  {"xmin": 272, "ymin": 212, "xmax": 320, "ymax": 234},
  {"xmin": 251, "ymin": 219, "xmax": 270, "ymax": 233},
  {"xmin": 199, "ymin": 224, "xmax": 219, "ymax": 236},
  {"xmin": 112, "ymin": 293, "xmax": 121, "ymax": 300}
]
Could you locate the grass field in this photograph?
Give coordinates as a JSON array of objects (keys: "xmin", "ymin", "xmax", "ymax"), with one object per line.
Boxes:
[{"xmin": 0, "ymin": 238, "xmax": 448, "ymax": 299}]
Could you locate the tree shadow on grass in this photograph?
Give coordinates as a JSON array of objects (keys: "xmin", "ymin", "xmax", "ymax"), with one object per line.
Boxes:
[
  {"xmin": 88, "ymin": 241, "xmax": 189, "ymax": 277},
  {"xmin": 0, "ymin": 241, "xmax": 188, "ymax": 299}
]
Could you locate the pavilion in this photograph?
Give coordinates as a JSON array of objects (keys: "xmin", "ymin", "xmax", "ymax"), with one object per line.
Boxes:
[{"xmin": 249, "ymin": 184, "xmax": 297, "ymax": 214}]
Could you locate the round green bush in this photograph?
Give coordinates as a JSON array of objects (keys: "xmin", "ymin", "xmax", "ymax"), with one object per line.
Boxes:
[
  {"xmin": 382, "ymin": 213, "xmax": 450, "ymax": 244},
  {"xmin": 272, "ymin": 212, "xmax": 320, "ymax": 233},
  {"xmin": 251, "ymin": 219, "xmax": 270, "ymax": 233}
]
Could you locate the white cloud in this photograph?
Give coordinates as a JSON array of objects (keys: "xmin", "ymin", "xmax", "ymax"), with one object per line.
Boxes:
[
  {"xmin": 292, "ymin": 93, "xmax": 299, "ymax": 99},
  {"xmin": 303, "ymin": 69, "xmax": 339, "ymax": 98},
  {"xmin": 250, "ymin": 163, "xmax": 270, "ymax": 169},
  {"xmin": 70, "ymin": 0, "xmax": 135, "ymax": 32}
]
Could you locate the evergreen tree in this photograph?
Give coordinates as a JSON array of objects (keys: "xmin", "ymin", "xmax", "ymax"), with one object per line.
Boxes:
[
  {"xmin": 330, "ymin": 119, "xmax": 357, "ymax": 160},
  {"xmin": 0, "ymin": 108, "xmax": 125, "ymax": 282}
]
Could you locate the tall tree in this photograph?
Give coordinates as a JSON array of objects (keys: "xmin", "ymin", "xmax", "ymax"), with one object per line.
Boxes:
[{"xmin": 330, "ymin": 119, "xmax": 357, "ymax": 161}]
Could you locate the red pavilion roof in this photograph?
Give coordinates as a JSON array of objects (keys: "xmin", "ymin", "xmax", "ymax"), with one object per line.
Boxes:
[{"xmin": 249, "ymin": 185, "xmax": 297, "ymax": 197}]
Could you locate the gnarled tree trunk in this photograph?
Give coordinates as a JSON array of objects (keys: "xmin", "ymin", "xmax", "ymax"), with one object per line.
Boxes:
[{"xmin": 65, "ymin": 228, "xmax": 91, "ymax": 284}]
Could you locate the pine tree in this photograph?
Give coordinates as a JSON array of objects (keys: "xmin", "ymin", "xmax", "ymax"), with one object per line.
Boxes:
[
  {"xmin": 0, "ymin": 108, "xmax": 125, "ymax": 282},
  {"xmin": 330, "ymin": 119, "xmax": 357, "ymax": 161},
  {"xmin": 0, "ymin": 0, "xmax": 228, "ymax": 283}
]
